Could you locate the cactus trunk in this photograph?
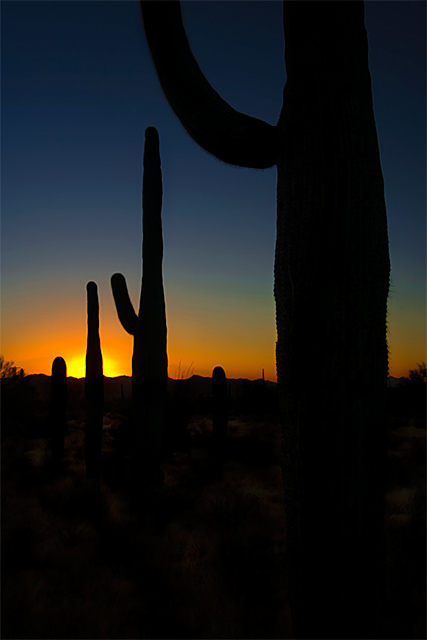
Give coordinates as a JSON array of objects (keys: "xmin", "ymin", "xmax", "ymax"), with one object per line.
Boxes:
[
  {"xmin": 51, "ymin": 356, "xmax": 67, "ymax": 468},
  {"xmin": 111, "ymin": 126, "xmax": 168, "ymax": 490},
  {"xmin": 85, "ymin": 281, "xmax": 104, "ymax": 479},
  {"xmin": 141, "ymin": 2, "xmax": 389, "ymax": 636},
  {"xmin": 273, "ymin": 5, "xmax": 389, "ymax": 636},
  {"xmin": 212, "ymin": 366, "xmax": 228, "ymax": 461}
]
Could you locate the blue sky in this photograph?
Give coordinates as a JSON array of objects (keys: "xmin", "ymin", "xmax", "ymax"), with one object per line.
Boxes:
[{"xmin": 1, "ymin": 0, "xmax": 425, "ymax": 379}]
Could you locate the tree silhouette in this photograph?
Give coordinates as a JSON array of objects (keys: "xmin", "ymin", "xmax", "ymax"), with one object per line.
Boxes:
[
  {"xmin": 0, "ymin": 355, "xmax": 24, "ymax": 379},
  {"xmin": 409, "ymin": 362, "xmax": 426, "ymax": 383}
]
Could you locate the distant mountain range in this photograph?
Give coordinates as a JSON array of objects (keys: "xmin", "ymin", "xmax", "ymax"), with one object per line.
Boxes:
[
  {"xmin": 26, "ymin": 373, "xmax": 277, "ymax": 403},
  {"xmin": 26, "ymin": 373, "xmax": 407, "ymax": 403}
]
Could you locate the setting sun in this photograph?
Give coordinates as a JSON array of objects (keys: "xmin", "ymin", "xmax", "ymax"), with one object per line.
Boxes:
[{"xmin": 66, "ymin": 354, "xmax": 125, "ymax": 379}]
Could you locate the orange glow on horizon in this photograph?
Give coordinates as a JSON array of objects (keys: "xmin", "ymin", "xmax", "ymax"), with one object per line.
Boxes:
[
  {"xmin": 1, "ymin": 299, "xmax": 423, "ymax": 382},
  {"xmin": 2, "ymin": 336, "xmax": 423, "ymax": 382},
  {"xmin": 1, "ymin": 282, "xmax": 424, "ymax": 383},
  {"xmin": 2, "ymin": 340, "xmax": 277, "ymax": 382}
]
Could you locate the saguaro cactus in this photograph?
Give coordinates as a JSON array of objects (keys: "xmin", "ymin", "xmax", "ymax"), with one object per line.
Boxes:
[
  {"xmin": 212, "ymin": 366, "xmax": 228, "ymax": 459},
  {"xmin": 85, "ymin": 281, "xmax": 104, "ymax": 479},
  {"xmin": 51, "ymin": 356, "xmax": 67, "ymax": 468},
  {"xmin": 140, "ymin": 2, "xmax": 390, "ymax": 637},
  {"xmin": 111, "ymin": 126, "xmax": 168, "ymax": 489}
]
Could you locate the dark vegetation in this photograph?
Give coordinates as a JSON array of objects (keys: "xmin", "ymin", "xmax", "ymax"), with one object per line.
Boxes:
[
  {"xmin": 1, "ymin": 357, "xmax": 425, "ymax": 639},
  {"xmin": 2, "ymin": 362, "xmax": 288, "ymax": 639}
]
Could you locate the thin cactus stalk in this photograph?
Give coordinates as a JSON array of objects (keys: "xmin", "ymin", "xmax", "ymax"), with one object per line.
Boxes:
[
  {"xmin": 85, "ymin": 281, "xmax": 104, "ymax": 479},
  {"xmin": 51, "ymin": 356, "xmax": 67, "ymax": 468},
  {"xmin": 212, "ymin": 366, "xmax": 228, "ymax": 459},
  {"xmin": 140, "ymin": 2, "xmax": 390, "ymax": 637},
  {"xmin": 111, "ymin": 126, "xmax": 168, "ymax": 490}
]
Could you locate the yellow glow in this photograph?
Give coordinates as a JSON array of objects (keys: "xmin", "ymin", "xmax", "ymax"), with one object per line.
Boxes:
[
  {"xmin": 66, "ymin": 356, "xmax": 86, "ymax": 379},
  {"xmin": 66, "ymin": 355, "xmax": 122, "ymax": 379}
]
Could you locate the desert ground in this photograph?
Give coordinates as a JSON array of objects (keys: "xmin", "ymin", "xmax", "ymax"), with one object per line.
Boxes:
[{"xmin": 2, "ymin": 379, "xmax": 426, "ymax": 639}]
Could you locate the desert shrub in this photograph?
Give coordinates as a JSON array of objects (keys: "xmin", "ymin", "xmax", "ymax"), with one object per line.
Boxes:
[
  {"xmin": 411, "ymin": 436, "xmax": 426, "ymax": 466},
  {"xmin": 385, "ymin": 484, "xmax": 426, "ymax": 639},
  {"xmin": 204, "ymin": 492, "xmax": 259, "ymax": 529},
  {"xmin": 1, "ymin": 358, "xmax": 41, "ymax": 438},
  {"xmin": 388, "ymin": 366, "xmax": 426, "ymax": 427}
]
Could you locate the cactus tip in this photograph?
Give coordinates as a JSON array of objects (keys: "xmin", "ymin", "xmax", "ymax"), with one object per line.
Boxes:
[
  {"xmin": 52, "ymin": 356, "xmax": 66, "ymax": 376},
  {"xmin": 145, "ymin": 126, "xmax": 159, "ymax": 141},
  {"xmin": 213, "ymin": 366, "xmax": 226, "ymax": 379},
  {"xmin": 111, "ymin": 273, "xmax": 124, "ymax": 286}
]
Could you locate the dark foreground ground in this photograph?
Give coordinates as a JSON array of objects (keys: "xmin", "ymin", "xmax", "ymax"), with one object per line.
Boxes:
[{"xmin": 2, "ymin": 385, "xmax": 426, "ymax": 639}]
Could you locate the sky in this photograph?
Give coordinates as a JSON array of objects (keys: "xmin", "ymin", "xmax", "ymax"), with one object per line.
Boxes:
[{"xmin": 2, "ymin": 0, "xmax": 426, "ymax": 381}]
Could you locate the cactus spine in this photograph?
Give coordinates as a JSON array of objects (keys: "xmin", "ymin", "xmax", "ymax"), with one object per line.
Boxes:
[
  {"xmin": 141, "ymin": 2, "xmax": 390, "ymax": 637},
  {"xmin": 85, "ymin": 281, "xmax": 104, "ymax": 479},
  {"xmin": 212, "ymin": 366, "xmax": 228, "ymax": 459},
  {"xmin": 111, "ymin": 126, "xmax": 167, "ymax": 489},
  {"xmin": 51, "ymin": 356, "xmax": 67, "ymax": 468}
]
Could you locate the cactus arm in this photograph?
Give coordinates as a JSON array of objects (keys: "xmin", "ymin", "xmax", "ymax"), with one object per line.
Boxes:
[
  {"xmin": 111, "ymin": 273, "xmax": 138, "ymax": 335},
  {"xmin": 140, "ymin": 0, "xmax": 277, "ymax": 169}
]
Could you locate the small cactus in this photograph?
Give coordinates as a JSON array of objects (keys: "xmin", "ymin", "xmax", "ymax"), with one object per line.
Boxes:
[
  {"xmin": 85, "ymin": 281, "xmax": 104, "ymax": 479},
  {"xmin": 111, "ymin": 126, "xmax": 168, "ymax": 490},
  {"xmin": 51, "ymin": 356, "xmax": 67, "ymax": 468},
  {"xmin": 212, "ymin": 366, "xmax": 228, "ymax": 458}
]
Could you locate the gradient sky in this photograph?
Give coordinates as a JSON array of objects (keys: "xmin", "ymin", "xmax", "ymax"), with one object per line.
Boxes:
[{"xmin": 2, "ymin": 1, "xmax": 426, "ymax": 381}]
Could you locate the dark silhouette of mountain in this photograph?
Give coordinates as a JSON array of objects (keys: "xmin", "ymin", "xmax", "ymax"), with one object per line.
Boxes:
[
  {"xmin": 26, "ymin": 373, "xmax": 408, "ymax": 403},
  {"xmin": 26, "ymin": 373, "xmax": 277, "ymax": 403}
]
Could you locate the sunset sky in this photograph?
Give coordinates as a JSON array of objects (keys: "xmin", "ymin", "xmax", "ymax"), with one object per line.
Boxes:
[{"xmin": 2, "ymin": 1, "xmax": 426, "ymax": 381}]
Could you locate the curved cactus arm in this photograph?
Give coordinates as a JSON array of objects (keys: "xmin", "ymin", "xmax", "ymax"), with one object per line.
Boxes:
[
  {"xmin": 140, "ymin": 0, "xmax": 277, "ymax": 169},
  {"xmin": 111, "ymin": 273, "xmax": 138, "ymax": 335}
]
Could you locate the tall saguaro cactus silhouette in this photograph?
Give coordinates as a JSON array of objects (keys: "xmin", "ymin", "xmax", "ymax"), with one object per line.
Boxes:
[
  {"xmin": 85, "ymin": 281, "xmax": 104, "ymax": 479},
  {"xmin": 111, "ymin": 126, "xmax": 168, "ymax": 489},
  {"xmin": 140, "ymin": 2, "xmax": 390, "ymax": 637}
]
